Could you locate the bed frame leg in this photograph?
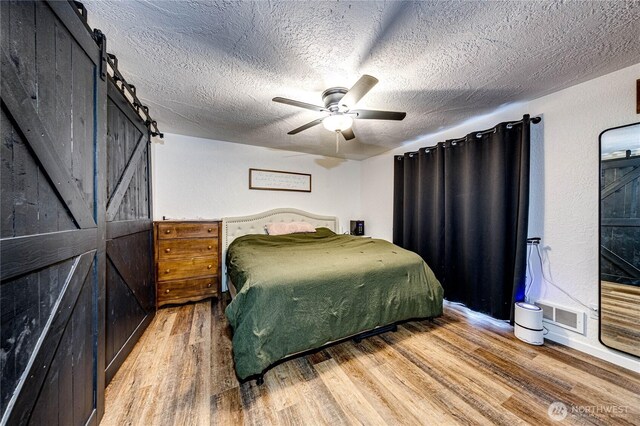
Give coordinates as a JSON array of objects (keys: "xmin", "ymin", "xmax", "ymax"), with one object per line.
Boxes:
[{"xmin": 256, "ymin": 375, "xmax": 264, "ymax": 386}]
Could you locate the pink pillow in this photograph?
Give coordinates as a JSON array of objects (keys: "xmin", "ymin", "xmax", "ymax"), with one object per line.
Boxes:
[{"xmin": 265, "ymin": 222, "xmax": 316, "ymax": 236}]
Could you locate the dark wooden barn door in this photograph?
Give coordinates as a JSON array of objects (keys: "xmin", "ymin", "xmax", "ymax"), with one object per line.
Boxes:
[
  {"xmin": 104, "ymin": 81, "xmax": 155, "ymax": 384},
  {"xmin": 600, "ymin": 155, "xmax": 640, "ymax": 284},
  {"xmin": 1, "ymin": 1, "xmax": 107, "ymax": 424}
]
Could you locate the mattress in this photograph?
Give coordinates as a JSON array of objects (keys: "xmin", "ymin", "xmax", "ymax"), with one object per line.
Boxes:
[{"xmin": 224, "ymin": 227, "xmax": 444, "ymax": 379}]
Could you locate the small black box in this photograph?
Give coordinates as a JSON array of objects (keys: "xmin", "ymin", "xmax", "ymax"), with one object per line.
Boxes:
[{"xmin": 350, "ymin": 220, "xmax": 365, "ymax": 236}]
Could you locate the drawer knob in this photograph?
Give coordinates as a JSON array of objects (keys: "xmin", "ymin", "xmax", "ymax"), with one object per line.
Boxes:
[
  {"xmin": 207, "ymin": 264, "xmax": 212, "ymax": 269},
  {"xmin": 165, "ymin": 248, "xmax": 171, "ymax": 253},
  {"xmin": 207, "ymin": 283, "xmax": 212, "ymax": 288},
  {"xmin": 165, "ymin": 289, "xmax": 170, "ymax": 293},
  {"xmin": 207, "ymin": 245, "xmax": 212, "ymax": 250},
  {"xmin": 208, "ymin": 228, "xmax": 213, "ymax": 232},
  {"xmin": 165, "ymin": 229, "xmax": 171, "ymax": 234},
  {"xmin": 165, "ymin": 269, "xmax": 170, "ymax": 273}
]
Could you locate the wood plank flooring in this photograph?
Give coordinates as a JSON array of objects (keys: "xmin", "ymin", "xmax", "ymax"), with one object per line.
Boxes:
[
  {"xmin": 101, "ymin": 298, "xmax": 640, "ymax": 425},
  {"xmin": 601, "ymin": 281, "xmax": 640, "ymax": 357}
]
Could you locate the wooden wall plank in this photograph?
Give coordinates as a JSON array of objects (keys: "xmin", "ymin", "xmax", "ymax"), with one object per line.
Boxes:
[
  {"xmin": 28, "ymin": 267, "xmax": 95, "ymax": 426},
  {"xmin": 106, "ymin": 219, "xmax": 152, "ymax": 240},
  {"xmin": 1, "ymin": 228, "xmax": 97, "ymax": 281},
  {"xmin": 72, "ymin": 42, "xmax": 97, "ymax": 214},
  {"xmin": 0, "ymin": 51, "xmax": 96, "ymax": 229},
  {"xmin": 106, "ymin": 133, "xmax": 146, "ymax": 221},
  {"xmin": 71, "ymin": 273, "xmax": 95, "ymax": 424},
  {"xmin": 1, "ymin": 106, "xmax": 16, "ymax": 237},
  {"xmin": 1, "ymin": 105, "xmax": 77, "ymax": 239},
  {"xmin": 4, "ymin": 252, "xmax": 94, "ymax": 426},
  {"xmin": 0, "ymin": 258, "xmax": 74, "ymax": 415},
  {"xmin": 602, "ymin": 167, "xmax": 640, "ymax": 199},
  {"xmin": 46, "ymin": 1, "xmax": 100, "ymax": 65},
  {"xmin": 53, "ymin": 16, "xmax": 74, "ymax": 176},
  {"xmin": 4, "ymin": 1, "xmax": 37, "ymax": 103},
  {"xmin": 34, "ymin": 3, "xmax": 75, "ymax": 236},
  {"xmin": 106, "ymin": 231, "xmax": 154, "ymax": 311}
]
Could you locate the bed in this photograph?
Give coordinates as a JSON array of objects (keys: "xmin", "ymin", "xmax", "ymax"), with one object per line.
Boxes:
[{"xmin": 222, "ymin": 208, "xmax": 444, "ymax": 381}]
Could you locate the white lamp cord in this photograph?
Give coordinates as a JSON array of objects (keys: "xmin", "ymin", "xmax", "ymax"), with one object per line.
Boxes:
[
  {"xmin": 532, "ymin": 243, "xmax": 597, "ymax": 314},
  {"xmin": 525, "ymin": 244, "xmax": 534, "ymax": 302}
]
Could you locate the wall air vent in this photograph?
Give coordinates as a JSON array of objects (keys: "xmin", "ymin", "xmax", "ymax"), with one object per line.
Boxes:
[
  {"xmin": 536, "ymin": 301, "xmax": 554, "ymax": 321},
  {"xmin": 535, "ymin": 300, "xmax": 586, "ymax": 335}
]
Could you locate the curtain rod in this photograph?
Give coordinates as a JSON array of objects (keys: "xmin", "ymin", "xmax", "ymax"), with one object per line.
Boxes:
[{"xmin": 398, "ymin": 115, "xmax": 541, "ymax": 158}]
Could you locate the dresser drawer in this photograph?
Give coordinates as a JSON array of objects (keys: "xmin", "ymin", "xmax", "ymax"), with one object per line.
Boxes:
[
  {"xmin": 157, "ymin": 256, "xmax": 218, "ymax": 281},
  {"xmin": 157, "ymin": 238, "xmax": 218, "ymax": 260},
  {"xmin": 157, "ymin": 277, "xmax": 218, "ymax": 306},
  {"xmin": 157, "ymin": 222, "xmax": 219, "ymax": 239}
]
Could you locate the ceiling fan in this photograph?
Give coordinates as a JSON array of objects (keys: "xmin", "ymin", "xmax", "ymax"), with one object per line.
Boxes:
[{"xmin": 272, "ymin": 75, "xmax": 406, "ymax": 144}]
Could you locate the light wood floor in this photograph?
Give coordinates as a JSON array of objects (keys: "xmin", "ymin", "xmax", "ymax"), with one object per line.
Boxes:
[
  {"xmin": 601, "ymin": 281, "xmax": 640, "ymax": 357},
  {"xmin": 102, "ymin": 298, "xmax": 640, "ymax": 426}
]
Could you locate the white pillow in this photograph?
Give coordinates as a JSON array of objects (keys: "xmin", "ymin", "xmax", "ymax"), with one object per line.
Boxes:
[{"xmin": 265, "ymin": 222, "xmax": 316, "ymax": 236}]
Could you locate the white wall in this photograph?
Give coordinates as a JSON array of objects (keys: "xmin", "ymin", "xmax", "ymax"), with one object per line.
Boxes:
[
  {"xmin": 151, "ymin": 134, "xmax": 361, "ymax": 234},
  {"xmin": 361, "ymin": 62, "xmax": 640, "ymax": 370}
]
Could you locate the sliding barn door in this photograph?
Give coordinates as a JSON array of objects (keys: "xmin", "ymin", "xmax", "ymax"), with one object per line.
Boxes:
[
  {"xmin": 0, "ymin": 1, "xmax": 107, "ymax": 424},
  {"xmin": 105, "ymin": 81, "xmax": 155, "ymax": 384}
]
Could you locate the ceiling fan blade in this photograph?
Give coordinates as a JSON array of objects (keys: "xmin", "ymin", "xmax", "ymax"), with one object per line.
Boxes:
[
  {"xmin": 351, "ymin": 109, "xmax": 406, "ymax": 121},
  {"xmin": 341, "ymin": 128, "xmax": 356, "ymax": 140},
  {"xmin": 339, "ymin": 75, "xmax": 379, "ymax": 111},
  {"xmin": 273, "ymin": 97, "xmax": 328, "ymax": 112},
  {"xmin": 287, "ymin": 117, "xmax": 325, "ymax": 135}
]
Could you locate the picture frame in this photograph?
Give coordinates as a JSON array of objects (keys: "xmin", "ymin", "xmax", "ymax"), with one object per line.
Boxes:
[{"xmin": 249, "ymin": 168, "xmax": 312, "ymax": 192}]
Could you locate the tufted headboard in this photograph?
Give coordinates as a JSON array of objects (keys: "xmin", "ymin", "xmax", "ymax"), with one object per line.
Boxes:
[{"xmin": 221, "ymin": 208, "xmax": 338, "ymax": 290}]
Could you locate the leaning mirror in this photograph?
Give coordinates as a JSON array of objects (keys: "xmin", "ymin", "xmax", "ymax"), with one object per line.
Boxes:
[{"xmin": 599, "ymin": 122, "xmax": 640, "ymax": 357}]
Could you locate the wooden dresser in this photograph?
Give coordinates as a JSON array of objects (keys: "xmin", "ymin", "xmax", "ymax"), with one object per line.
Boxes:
[{"xmin": 154, "ymin": 220, "xmax": 221, "ymax": 307}]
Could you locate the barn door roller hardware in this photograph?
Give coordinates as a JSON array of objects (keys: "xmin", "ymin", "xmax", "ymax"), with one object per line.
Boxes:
[
  {"xmin": 93, "ymin": 29, "xmax": 108, "ymax": 81},
  {"xmin": 73, "ymin": 1, "xmax": 88, "ymax": 23},
  {"xmin": 106, "ymin": 53, "xmax": 164, "ymax": 138},
  {"xmin": 73, "ymin": 0, "xmax": 164, "ymax": 139}
]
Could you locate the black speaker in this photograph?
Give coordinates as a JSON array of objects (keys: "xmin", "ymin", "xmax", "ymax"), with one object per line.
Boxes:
[{"xmin": 350, "ymin": 220, "xmax": 365, "ymax": 236}]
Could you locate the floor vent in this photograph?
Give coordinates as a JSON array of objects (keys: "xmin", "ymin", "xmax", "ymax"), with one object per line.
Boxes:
[{"xmin": 535, "ymin": 300, "xmax": 586, "ymax": 335}]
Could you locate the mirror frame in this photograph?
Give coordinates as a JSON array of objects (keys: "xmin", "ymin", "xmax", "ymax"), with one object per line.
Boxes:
[{"xmin": 598, "ymin": 121, "xmax": 640, "ymax": 356}]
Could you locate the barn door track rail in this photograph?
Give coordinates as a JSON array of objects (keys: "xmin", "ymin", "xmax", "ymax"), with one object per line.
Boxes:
[{"xmin": 71, "ymin": 0, "xmax": 164, "ymax": 139}]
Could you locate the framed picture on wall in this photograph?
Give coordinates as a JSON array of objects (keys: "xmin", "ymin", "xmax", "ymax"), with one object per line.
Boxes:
[{"xmin": 249, "ymin": 168, "xmax": 312, "ymax": 192}]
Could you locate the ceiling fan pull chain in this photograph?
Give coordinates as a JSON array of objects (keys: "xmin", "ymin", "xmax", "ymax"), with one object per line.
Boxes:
[{"xmin": 336, "ymin": 131, "xmax": 340, "ymax": 154}]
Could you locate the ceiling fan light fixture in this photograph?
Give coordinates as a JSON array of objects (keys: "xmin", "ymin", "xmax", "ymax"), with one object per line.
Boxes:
[{"xmin": 322, "ymin": 114, "xmax": 353, "ymax": 132}]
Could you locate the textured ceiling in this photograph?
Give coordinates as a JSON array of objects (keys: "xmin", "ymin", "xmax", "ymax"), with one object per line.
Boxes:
[{"xmin": 86, "ymin": 1, "xmax": 640, "ymax": 160}]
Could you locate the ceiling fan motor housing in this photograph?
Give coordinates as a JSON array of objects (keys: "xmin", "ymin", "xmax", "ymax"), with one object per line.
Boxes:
[
  {"xmin": 273, "ymin": 75, "xmax": 405, "ymax": 137},
  {"xmin": 321, "ymin": 87, "xmax": 348, "ymax": 111}
]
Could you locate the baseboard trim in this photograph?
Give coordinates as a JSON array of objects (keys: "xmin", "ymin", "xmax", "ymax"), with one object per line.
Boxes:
[{"xmin": 545, "ymin": 330, "xmax": 640, "ymax": 372}]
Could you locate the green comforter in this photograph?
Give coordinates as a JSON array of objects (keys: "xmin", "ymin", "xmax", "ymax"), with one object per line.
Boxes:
[{"xmin": 225, "ymin": 228, "xmax": 444, "ymax": 379}]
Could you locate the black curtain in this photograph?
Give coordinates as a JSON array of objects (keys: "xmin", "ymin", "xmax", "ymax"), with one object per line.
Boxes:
[{"xmin": 393, "ymin": 115, "xmax": 531, "ymax": 320}]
